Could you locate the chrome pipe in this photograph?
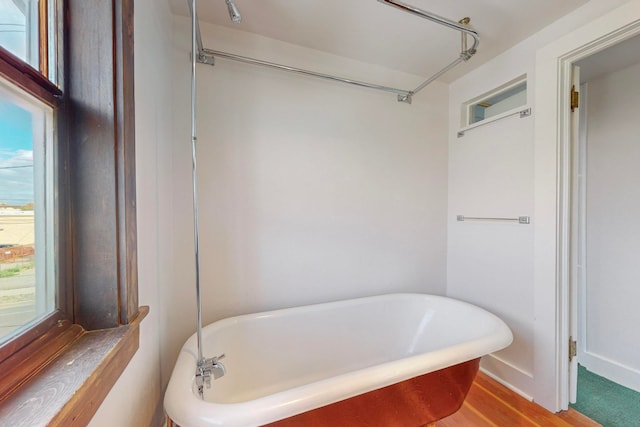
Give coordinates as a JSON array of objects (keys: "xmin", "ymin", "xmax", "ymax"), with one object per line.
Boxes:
[
  {"xmin": 411, "ymin": 56, "xmax": 464, "ymax": 95},
  {"xmin": 190, "ymin": 1, "xmax": 228, "ymax": 396},
  {"xmin": 190, "ymin": 0, "xmax": 205, "ymax": 368},
  {"xmin": 461, "ymin": 31, "xmax": 468, "ymax": 54},
  {"xmin": 201, "ymin": 48, "xmax": 414, "ymax": 98},
  {"xmin": 459, "ymin": 18, "xmax": 470, "ymax": 54},
  {"xmin": 225, "ymin": 0, "xmax": 242, "ymax": 23},
  {"xmin": 187, "ymin": 0, "xmax": 204, "ymax": 55}
]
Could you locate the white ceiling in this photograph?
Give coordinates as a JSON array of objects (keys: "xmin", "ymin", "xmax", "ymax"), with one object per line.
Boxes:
[{"xmin": 169, "ymin": 0, "xmax": 590, "ymax": 83}]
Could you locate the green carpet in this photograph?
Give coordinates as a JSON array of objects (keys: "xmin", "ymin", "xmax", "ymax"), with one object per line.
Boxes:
[{"xmin": 570, "ymin": 364, "xmax": 640, "ymax": 426}]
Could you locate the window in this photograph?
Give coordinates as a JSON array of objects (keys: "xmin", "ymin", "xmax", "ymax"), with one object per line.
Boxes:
[
  {"xmin": 462, "ymin": 76, "xmax": 527, "ymax": 127},
  {"xmin": 0, "ymin": 0, "xmax": 140, "ymax": 422},
  {"xmin": 0, "ymin": 0, "xmax": 39, "ymax": 67},
  {"xmin": 0, "ymin": 0, "xmax": 54, "ymax": 79},
  {"xmin": 0, "ymin": 76, "xmax": 55, "ymax": 341},
  {"xmin": 0, "ymin": 0, "xmax": 57, "ymax": 346}
]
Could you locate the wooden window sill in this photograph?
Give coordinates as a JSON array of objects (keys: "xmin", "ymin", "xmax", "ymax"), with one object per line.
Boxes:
[{"xmin": 0, "ymin": 306, "xmax": 148, "ymax": 426}]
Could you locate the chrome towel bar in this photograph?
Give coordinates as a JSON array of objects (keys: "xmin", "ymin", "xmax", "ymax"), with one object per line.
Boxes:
[{"xmin": 457, "ymin": 215, "xmax": 530, "ymax": 224}]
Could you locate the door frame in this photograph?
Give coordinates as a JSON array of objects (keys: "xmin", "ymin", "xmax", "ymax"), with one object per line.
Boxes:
[{"xmin": 533, "ymin": 2, "xmax": 640, "ymax": 412}]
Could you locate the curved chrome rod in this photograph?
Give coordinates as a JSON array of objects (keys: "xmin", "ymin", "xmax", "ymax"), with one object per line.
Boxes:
[
  {"xmin": 377, "ymin": 0, "xmax": 479, "ymax": 96},
  {"xmin": 377, "ymin": 0, "xmax": 479, "ymax": 54}
]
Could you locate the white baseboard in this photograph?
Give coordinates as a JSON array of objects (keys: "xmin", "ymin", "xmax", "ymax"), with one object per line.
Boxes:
[
  {"xmin": 580, "ymin": 351, "xmax": 640, "ymax": 393},
  {"xmin": 480, "ymin": 353, "xmax": 534, "ymax": 401}
]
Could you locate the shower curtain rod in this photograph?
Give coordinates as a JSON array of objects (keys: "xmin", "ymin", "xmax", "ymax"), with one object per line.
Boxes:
[
  {"xmin": 191, "ymin": 0, "xmax": 479, "ymax": 104},
  {"xmin": 187, "ymin": 0, "xmax": 480, "ymax": 398}
]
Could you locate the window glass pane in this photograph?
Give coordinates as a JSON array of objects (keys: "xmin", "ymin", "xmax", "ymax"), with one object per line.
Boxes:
[
  {"xmin": 0, "ymin": 0, "xmax": 40, "ymax": 68},
  {"xmin": 0, "ymin": 76, "xmax": 53, "ymax": 341},
  {"xmin": 468, "ymin": 81, "xmax": 527, "ymax": 125}
]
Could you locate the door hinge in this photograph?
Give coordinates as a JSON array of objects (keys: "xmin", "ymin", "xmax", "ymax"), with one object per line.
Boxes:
[
  {"xmin": 569, "ymin": 337, "xmax": 577, "ymax": 362},
  {"xmin": 570, "ymin": 85, "xmax": 579, "ymax": 112}
]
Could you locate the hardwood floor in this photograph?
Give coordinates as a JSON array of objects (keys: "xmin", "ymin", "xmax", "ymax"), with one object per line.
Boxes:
[{"xmin": 436, "ymin": 372, "xmax": 601, "ymax": 427}]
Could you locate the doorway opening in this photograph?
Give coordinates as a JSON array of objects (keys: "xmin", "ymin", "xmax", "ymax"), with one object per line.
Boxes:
[{"xmin": 567, "ymin": 33, "xmax": 640, "ymax": 426}]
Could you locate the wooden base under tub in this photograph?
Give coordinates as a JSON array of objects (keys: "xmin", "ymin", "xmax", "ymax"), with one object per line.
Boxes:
[{"xmin": 168, "ymin": 358, "xmax": 480, "ymax": 427}]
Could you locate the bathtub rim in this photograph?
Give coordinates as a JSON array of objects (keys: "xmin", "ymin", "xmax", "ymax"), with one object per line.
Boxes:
[{"xmin": 164, "ymin": 293, "xmax": 513, "ymax": 427}]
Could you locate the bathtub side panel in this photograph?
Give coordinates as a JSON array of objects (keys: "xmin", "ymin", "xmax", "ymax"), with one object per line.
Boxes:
[{"xmin": 264, "ymin": 358, "xmax": 480, "ymax": 427}]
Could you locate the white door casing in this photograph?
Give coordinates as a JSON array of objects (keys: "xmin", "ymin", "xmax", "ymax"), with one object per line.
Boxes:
[{"xmin": 568, "ymin": 65, "xmax": 581, "ymax": 405}]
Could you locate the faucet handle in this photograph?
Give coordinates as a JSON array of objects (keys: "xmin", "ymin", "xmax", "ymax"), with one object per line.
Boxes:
[
  {"xmin": 196, "ymin": 353, "xmax": 227, "ymax": 395},
  {"xmin": 207, "ymin": 354, "xmax": 227, "ymax": 381},
  {"xmin": 211, "ymin": 358, "xmax": 226, "ymax": 380}
]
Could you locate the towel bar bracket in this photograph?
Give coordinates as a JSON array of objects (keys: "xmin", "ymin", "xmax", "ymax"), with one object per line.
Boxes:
[{"xmin": 520, "ymin": 107, "xmax": 532, "ymax": 118}]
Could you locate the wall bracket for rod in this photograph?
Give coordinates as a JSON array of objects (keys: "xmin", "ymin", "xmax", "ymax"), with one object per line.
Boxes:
[
  {"xmin": 398, "ymin": 93, "xmax": 413, "ymax": 104},
  {"xmin": 198, "ymin": 51, "xmax": 216, "ymax": 66}
]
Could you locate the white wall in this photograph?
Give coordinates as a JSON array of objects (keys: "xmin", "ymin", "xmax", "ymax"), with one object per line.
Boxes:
[
  {"xmin": 88, "ymin": 0, "xmax": 175, "ymax": 425},
  {"xmin": 448, "ymin": 98, "xmax": 535, "ymax": 398},
  {"xmin": 447, "ymin": 0, "xmax": 632, "ymax": 409},
  {"xmin": 161, "ymin": 18, "xmax": 451, "ymax": 385},
  {"xmin": 581, "ymin": 62, "xmax": 640, "ymax": 392}
]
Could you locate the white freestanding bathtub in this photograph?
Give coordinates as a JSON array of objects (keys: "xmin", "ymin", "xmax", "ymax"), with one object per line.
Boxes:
[{"xmin": 164, "ymin": 293, "xmax": 512, "ymax": 427}]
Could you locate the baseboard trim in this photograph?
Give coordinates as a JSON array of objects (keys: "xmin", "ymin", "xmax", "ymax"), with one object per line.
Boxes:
[
  {"xmin": 480, "ymin": 353, "xmax": 534, "ymax": 401},
  {"xmin": 580, "ymin": 351, "xmax": 640, "ymax": 393}
]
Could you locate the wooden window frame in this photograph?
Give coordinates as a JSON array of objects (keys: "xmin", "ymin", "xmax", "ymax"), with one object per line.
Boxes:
[{"xmin": 0, "ymin": 0, "xmax": 143, "ymax": 423}]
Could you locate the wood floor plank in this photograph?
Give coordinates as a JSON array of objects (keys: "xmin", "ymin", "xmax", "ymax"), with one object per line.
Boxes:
[
  {"xmin": 462, "ymin": 382, "xmax": 539, "ymax": 427},
  {"xmin": 436, "ymin": 401, "xmax": 498, "ymax": 427},
  {"xmin": 473, "ymin": 376, "xmax": 572, "ymax": 427},
  {"xmin": 436, "ymin": 372, "xmax": 602, "ymax": 427},
  {"xmin": 557, "ymin": 408, "xmax": 602, "ymax": 427}
]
